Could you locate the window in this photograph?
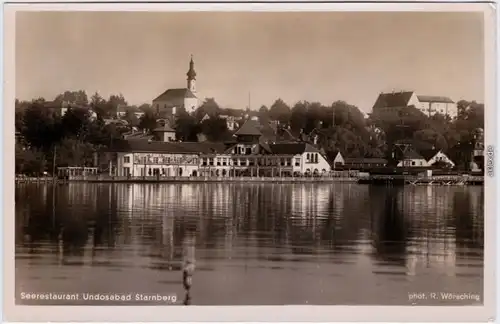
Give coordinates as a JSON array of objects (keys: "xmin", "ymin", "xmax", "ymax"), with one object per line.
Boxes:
[
  {"xmin": 209, "ymin": 158, "xmax": 214, "ymax": 166},
  {"xmin": 306, "ymin": 153, "xmax": 310, "ymax": 161},
  {"xmin": 202, "ymin": 158, "xmax": 207, "ymax": 166},
  {"xmin": 233, "ymin": 159, "xmax": 238, "ymax": 166},
  {"xmin": 123, "ymin": 156, "xmax": 130, "ymax": 164},
  {"xmin": 153, "ymin": 157, "xmax": 159, "ymax": 164},
  {"xmin": 411, "ymin": 161, "xmax": 416, "ymax": 166},
  {"xmin": 295, "ymin": 158, "xmax": 301, "ymax": 167},
  {"xmin": 223, "ymin": 158, "xmax": 227, "ymax": 166},
  {"xmin": 123, "ymin": 167, "xmax": 130, "ymax": 176},
  {"xmin": 245, "ymin": 147, "xmax": 252, "ymax": 155},
  {"xmin": 216, "ymin": 158, "xmax": 221, "ymax": 166}
]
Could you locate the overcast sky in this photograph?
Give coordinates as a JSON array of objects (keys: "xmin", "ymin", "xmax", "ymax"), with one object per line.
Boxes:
[{"xmin": 16, "ymin": 11, "xmax": 484, "ymax": 113}]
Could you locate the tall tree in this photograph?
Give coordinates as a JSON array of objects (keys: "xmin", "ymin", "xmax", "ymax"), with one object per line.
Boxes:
[{"xmin": 269, "ymin": 99, "xmax": 291, "ymax": 125}]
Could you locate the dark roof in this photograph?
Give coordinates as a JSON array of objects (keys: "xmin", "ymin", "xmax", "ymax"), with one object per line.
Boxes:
[
  {"xmin": 153, "ymin": 88, "xmax": 197, "ymax": 103},
  {"xmin": 402, "ymin": 148, "xmax": 425, "ymax": 160},
  {"xmin": 234, "ymin": 120, "xmax": 262, "ymax": 136},
  {"xmin": 269, "ymin": 143, "xmax": 320, "ymax": 155},
  {"xmin": 107, "ymin": 140, "xmax": 229, "ymax": 154},
  {"xmin": 259, "ymin": 122, "xmax": 278, "ymax": 142},
  {"xmin": 417, "ymin": 95, "xmax": 454, "ymax": 104},
  {"xmin": 344, "ymin": 158, "xmax": 388, "ymax": 164},
  {"xmin": 419, "ymin": 149, "xmax": 440, "ymax": 161},
  {"xmin": 122, "ymin": 132, "xmax": 154, "ymax": 140},
  {"xmin": 153, "ymin": 124, "xmax": 175, "ymax": 132},
  {"xmin": 372, "ymin": 91, "xmax": 414, "ymax": 110}
]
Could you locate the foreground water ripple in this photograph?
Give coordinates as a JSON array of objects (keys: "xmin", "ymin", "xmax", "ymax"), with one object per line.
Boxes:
[{"xmin": 15, "ymin": 183, "xmax": 483, "ymax": 305}]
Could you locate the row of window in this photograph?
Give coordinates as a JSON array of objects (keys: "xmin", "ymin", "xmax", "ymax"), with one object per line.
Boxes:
[
  {"xmin": 200, "ymin": 157, "xmax": 300, "ymax": 167},
  {"xmin": 123, "ymin": 154, "xmax": 322, "ymax": 166},
  {"xmin": 305, "ymin": 153, "xmax": 320, "ymax": 164},
  {"xmin": 124, "ymin": 156, "xmax": 199, "ymax": 165}
]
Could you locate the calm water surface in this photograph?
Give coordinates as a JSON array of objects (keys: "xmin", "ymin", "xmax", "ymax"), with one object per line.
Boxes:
[{"xmin": 15, "ymin": 183, "xmax": 484, "ymax": 305}]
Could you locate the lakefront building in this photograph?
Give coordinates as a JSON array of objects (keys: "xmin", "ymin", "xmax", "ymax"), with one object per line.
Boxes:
[{"xmin": 96, "ymin": 119, "xmax": 332, "ymax": 177}]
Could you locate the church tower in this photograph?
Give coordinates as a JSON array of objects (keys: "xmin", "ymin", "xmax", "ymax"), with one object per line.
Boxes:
[{"xmin": 186, "ymin": 55, "xmax": 197, "ymax": 93}]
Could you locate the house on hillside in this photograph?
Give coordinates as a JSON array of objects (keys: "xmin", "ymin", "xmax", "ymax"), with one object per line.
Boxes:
[
  {"xmin": 152, "ymin": 56, "xmax": 199, "ymax": 118},
  {"xmin": 396, "ymin": 148, "xmax": 429, "ymax": 167},
  {"xmin": 152, "ymin": 124, "xmax": 176, "ymax": 142},
  {"xmin": 419, "ymin": 149, "xmax": 455, "ymax": 168},
  {"xmin": 330, "ymin": 151, "xmax": 345, "ymax": 168},
  {"xmin": 372, "ymin": 91, "xmax": 457, "ymax": 119}
]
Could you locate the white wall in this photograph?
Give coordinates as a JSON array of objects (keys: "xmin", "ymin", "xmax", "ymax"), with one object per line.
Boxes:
[
  {"xmin": 300, "ymin": 152, "xmax": 331, "ymax": 174},
  {"xmin": 416, "ymin": 101, "xmax": 457, "ymax": 119},
  {"xmin": 116, "ymin": 152, "xmax": 199, "ymax": 177},
  {"xmin": 333, "ymin": 152, "xmax": 345, "ymax": 165},
  {"xmin": 427, "ymin": 151, "xmax": 455, "ymax": 167},
  {"xmin": 397, "ymin": 158, "xmax": 429, "ymax": 167},
  {"xmin": 184, "ymin": 97, "xmax": 199, "ymax": 112},
  {"xmin": 407, "ymin": 92, "xmax": 420, "ymax": 107}
]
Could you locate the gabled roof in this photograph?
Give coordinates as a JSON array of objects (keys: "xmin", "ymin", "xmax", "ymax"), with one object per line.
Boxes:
[
  {"xmin": 372, "ymin": 91, "xmax": 415, "ymax": 109},
  {"xmin": 419, "ymin": 149, "xmax": 441, "ymax": 161},
  {"xmin": 401, "ymin": 148, "xmax": 425, "ymax": 160},
  {"xmin": 153, "ymin": 88, "xmax": 197, "ymax": 103},
  {"xmin": 417, "ymin": 95, "xmax": 454, "ymax": 104},
  {"xmin": 234, "ymin": 120, "xmax": 262, "ymax": 136},
  {"xmin": 269, "ymin": 142, "xmax": 320, "ymax": 155}
]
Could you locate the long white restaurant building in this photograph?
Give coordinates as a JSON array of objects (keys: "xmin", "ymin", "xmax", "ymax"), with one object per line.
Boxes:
[{"xmin": 95, "ymin": 119, "xmax": 331, "ymax": 177}]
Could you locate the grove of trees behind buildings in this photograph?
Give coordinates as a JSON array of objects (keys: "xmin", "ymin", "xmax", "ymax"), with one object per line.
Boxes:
[{"xmin": 15, "ymin": 90, "xmax": 484, "ymax": 175}]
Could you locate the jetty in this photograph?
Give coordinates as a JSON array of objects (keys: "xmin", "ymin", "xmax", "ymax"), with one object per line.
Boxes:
[{"xmin": 358, "ymin": 174, "xmax": 484, "ymax": 186}]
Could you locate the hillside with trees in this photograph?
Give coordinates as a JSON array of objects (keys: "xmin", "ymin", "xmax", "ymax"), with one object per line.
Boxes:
[{"xmin": 14, "ymin": 90, "xmax": 484, "ymax": 175}]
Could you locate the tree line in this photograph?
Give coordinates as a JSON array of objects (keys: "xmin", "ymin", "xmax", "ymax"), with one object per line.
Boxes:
[{"xmin": 15, "ymin": 90, "xmax": 484, "ymax": 175}]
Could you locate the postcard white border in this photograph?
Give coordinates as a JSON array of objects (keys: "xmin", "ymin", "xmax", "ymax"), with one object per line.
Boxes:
[{"xmin": 3, "ymin": 2, "xmax": 497, "ymax": 322}]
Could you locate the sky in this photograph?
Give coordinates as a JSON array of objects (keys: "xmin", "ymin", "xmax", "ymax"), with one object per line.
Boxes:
[{"xmin": 16, "ymin": 11, "xmax": 484, "ymax": 113}]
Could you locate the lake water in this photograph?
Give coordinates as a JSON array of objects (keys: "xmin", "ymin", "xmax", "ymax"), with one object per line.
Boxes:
[{"xmin": 15, "ymin": 183, "xmax": 484, "ymax": 305}]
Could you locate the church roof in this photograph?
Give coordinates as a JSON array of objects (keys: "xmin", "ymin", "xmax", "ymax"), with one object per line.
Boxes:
[
  {"xmin": 153, "ymin": 88, "xmax": 197, "ymax": 103},
  {"xmin": 372, "ymin": 91, "xmax": 415, "ymax": 110}
]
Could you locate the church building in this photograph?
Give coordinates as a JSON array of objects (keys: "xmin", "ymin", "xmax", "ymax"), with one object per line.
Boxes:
[{"xmin": 152, "ymin": 55, "xmax": 199, "ymax": 118}]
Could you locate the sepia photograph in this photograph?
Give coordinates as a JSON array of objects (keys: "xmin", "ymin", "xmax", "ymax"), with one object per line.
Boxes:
[{"xmin": 4, "ymin": 2, "xmax": 496, "ymax": 322}]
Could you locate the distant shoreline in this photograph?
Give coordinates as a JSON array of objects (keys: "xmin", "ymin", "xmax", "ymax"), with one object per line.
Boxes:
[
  {"xmin": 15, "ymin": 176, "xmax": 359, "ymax": 184},
  {"xmin": 15, "ymin": 175, "xmax": 484, "ymax": 185}
]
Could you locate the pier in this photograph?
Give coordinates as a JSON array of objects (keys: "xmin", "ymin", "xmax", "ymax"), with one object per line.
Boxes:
[{"xmin": 358, "ymin": 174, "xmax": 484, "ymax": 186}]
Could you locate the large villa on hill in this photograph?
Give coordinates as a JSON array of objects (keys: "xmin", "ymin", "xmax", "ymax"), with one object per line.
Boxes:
[{"xmin": 372, "ymin": 90, "xmax": 458, "ymax": 119}]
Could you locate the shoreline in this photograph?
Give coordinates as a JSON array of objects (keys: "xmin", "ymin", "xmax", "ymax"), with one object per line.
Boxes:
[
  {"xmin": 15, "ymin": 175, "xmax": 484, "ymax": 185},
  {"xmin": 15, "ymin": 176, "xmax": 359, "ymax": 184}
]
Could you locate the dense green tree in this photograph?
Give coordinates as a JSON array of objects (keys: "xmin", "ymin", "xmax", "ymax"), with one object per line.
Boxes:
[
  {"xmin": 201, "ymin": 116, "xmax": 230, "ymax": 142},
  {"xmin": 269, "ymin": 99, "xmax": 291, "ymax": 125},
  {"xmin": 138, "ymin": 111, "xmax": 158, "ymax": 132},
  {"xmin": 175, "ymin": 111, "xmax": 200, "ymax": 142}
]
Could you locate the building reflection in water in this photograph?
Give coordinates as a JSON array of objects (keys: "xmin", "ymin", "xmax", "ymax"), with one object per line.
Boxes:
[{"xmin": 15, "ymin": 182, "xmax": 484, "ymax": 305}]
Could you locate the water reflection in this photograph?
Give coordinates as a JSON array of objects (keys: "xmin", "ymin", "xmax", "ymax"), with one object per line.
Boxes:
[{"xmin": 15, "ymin": 183, "xmax": 484, "ymax": 305}]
